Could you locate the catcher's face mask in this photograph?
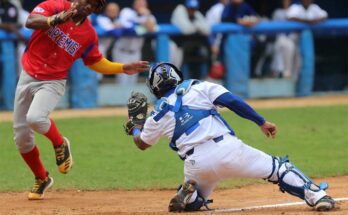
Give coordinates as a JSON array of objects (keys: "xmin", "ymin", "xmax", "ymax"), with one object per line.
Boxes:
[{"xmin": 147, "ymin": 62, "xmax": 183, "ymax": 98}]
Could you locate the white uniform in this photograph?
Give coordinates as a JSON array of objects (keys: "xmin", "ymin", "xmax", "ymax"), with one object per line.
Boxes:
[
  {"xmin": 273, "ymin": 3, "xmax": 328, "ymax": 79},
  {"xmin": 95, "ymin": 15, "xmax": 120, "ymax": 81},
  {"xmin": 18, "ymin": 9, "xmax": 30, "ymax": 75},
  {"xmin": 287, "ymin": 3, "xmax": 328, "ymax": 21},
  {"xmin": 141, "ymin": 82, "xmax": 273, "ymax": 198},
  {"xmin": 205, "ymin": 3, "xmax": 225, "ymax": 51},
  {"xmin": 271, "ymin": 8, "xmax": 298, "ymax": 78},
  {"xmin": 113, "ymin": 8, "xmax": 156, "ymax": 85},
  {"xmin": 96, "ymin": 15, "xmax": 119, "ymax": 58},
  {"xmin": 141, "ymin": 81, "xmax": 328, "ymax": 205},
  {"xmin": 205, "ymin": 2, "xmax": 224, "ymax": 26}
]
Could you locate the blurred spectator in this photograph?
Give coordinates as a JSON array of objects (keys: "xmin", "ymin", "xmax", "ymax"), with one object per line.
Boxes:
[
  {"xmin": 171, "ymin": 0, "xmax": 211, "ymax": 79},
  {"xmin": 270, "ymin": 0, "xmax": 298, "ymax": 79},
  {"xmin": 18, "ymin": 7, "xmax": 28, "ymax": 29},
  {"xmin": 287, "ymin": 0, "xmax": 328, "ymax": 24},
  {"xmin": 206, "ymin": 0, "xmax": 229, "ymax": 79},
  {"xmin": 17, "ymin": 7, "xmax": 29, "ymax": 74},
  {"xmin": 206, "ymin": 0, "xmax": 229, "ymax": 55},
  {"xmin": 284, "ymin": 0, "xmax": 328, "ymax": 79},
  {"xmin": 273, "ymin": 0, "xmax": 291, "ymax": 21},
  {"xmin": 96, "ymin": 2, "xmax": 121, "ymax": 59},
  {"xmin": 0, "ymin": 0, "xmax": 22, "ymax": 105},
  {"xmin": 171, "ymin": 0, "xmax": 210, "ymax": 35},
  {"xmin": 0, "ymin": 0, "xmax": 24, "ymax": 40},
  {"xmin": 96, "ymin": 3, "xmax": 122, "ymax": 81},
  {"xmin": 259, "ymin": 0, "xmax": 328, "ymax": 80},
  {"xmin": 0, "ymin": 0, "xmax": 25, "ymax": 78},
  {"xmin": 221, "ymin": 0, "xmax": 264, "ymax": 78},
  {"xmin": 206, "ymin": 0, "xmax": 229, "ymax": 27},
  {"xmin": 221, "ymin": 0, "xmax": 259, "ymax": 27},
  {"xmin": 113, "ymin": 0, "xmax": 157, "ymax": 85}
]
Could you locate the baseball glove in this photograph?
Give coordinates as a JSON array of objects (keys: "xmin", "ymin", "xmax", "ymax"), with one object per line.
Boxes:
[{"xmin": 124, "ymin": 92, "xmax": 148, "ymax": 135}]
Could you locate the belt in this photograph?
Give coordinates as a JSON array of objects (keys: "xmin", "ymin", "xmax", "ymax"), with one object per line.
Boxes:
[
  {"xmin": 180, "ymin": 148, "xmax": 194, "ymax": 161},
  {"xmin": 180, "ymin": 135, "xmax": 224, "ymax": 161}
]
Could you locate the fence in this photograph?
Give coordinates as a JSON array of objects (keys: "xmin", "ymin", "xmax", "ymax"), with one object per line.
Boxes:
[{"xmin": 1, "ymin": 19, "xmax": 348, "ymax": 110}]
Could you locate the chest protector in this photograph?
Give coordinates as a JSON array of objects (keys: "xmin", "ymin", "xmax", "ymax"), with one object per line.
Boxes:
[{"xmin": 152, "ymin": 80, "xmax": 233, "ymax": 151}]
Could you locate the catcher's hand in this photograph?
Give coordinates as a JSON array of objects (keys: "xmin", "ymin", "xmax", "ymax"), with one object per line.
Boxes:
[
  {"xmin": 260, "ymin": 121, "xmax": 277, "ymax": 139},
  {"xmin": 124, "ymin": 92, "xmax": 148, "ymax": 135}
]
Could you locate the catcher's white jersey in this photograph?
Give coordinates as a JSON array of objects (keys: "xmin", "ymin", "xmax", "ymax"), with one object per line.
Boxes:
[
  {"xmin": 141, "ymin": 81, "xmax": 274, "ymax": 198},
  {"xmin": 141, "ymin": 81, "xmax": 231, "ymax": 157}
]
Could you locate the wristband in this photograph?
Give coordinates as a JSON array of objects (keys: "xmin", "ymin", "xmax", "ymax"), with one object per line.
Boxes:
[
  {"xmin": 47, "ymin": 16, "xmax": 53, "ymax": 27},
  {"xmin": 53, "ymin": 14, "xmax": 62, "ymax": 25},
  {"xmin": 48, "ymin": 14, "xmax": 63, "ymax": 27},
  {"xmin": 132, "ymin": 128, "xmax": 141, "ymax": 136}
]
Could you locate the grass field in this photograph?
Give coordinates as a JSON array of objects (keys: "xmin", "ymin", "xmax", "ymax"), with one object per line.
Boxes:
[{"xmin": 0, "ymin": 105, "xmax": 347, "ymax": 192}]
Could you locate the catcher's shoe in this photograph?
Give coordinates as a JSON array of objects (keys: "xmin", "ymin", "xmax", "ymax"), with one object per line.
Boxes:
[
  {"xmin": 314, "ymin": 196, "xmax": 336, "ymax": 211},
  {"xmin": 28, "ymin": 175, "xmax": 54, "ymax": 200},
  {"xmin": 54, "ymin": 137, "xmax": 73, "ymax": 174},
  {"xmin": 168, "ymin": 180, "xmax": 198, "ymax": 212}
]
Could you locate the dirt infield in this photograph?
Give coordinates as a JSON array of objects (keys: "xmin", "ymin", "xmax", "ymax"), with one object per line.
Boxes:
[{"xmin": 0, "ymin": 176, "xmax": 347, "ymax": 215}]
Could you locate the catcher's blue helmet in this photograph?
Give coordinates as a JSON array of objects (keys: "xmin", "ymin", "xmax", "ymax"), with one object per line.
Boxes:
[{"xmin": 147, "ymin": 63, "xmax": 183, "ymax": 98}]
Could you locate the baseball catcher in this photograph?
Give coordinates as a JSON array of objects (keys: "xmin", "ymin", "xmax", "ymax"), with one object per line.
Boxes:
[{"xmin": 125, "ymin": 62, "xmax": 336, "ymax": 212}]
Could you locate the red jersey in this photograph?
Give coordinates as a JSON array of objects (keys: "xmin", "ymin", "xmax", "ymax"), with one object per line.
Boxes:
[{"xmin": 22, "ymin": 0, "xmax": 103, "ymax": 80}]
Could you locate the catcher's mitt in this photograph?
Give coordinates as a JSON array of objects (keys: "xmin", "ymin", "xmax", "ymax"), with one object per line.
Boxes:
[{"xmin": 124, "ymin": 92, "xmax": 148, "ymax": 135}]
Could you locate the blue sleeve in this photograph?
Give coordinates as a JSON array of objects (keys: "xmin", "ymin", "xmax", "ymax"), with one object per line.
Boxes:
[{"xmin": 213, "ymin": 92, "xmax": 265, "ymax": 126}]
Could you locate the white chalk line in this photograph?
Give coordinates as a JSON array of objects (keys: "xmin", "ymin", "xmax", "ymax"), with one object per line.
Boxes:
[{"xmin": 213, "ymin": 197, "xmax": 348, "ymax": 213}]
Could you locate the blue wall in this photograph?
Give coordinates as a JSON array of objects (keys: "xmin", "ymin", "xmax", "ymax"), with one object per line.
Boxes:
[{"xmin": 2, "ymin": 20, "xmax": 348, "ymax": 109}]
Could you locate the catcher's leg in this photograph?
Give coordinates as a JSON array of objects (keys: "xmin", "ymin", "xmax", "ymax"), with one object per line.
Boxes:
[
  {"xmin": 168, "ymin": 180, "xmax": 207, "ymax": 212},
  {"xmin": 169, "ymin": 167, "xmax": 218, "ymax": 213},
  {"xmin": 267, "ymin": 156, "xmax": 335, "ymax": 211}
]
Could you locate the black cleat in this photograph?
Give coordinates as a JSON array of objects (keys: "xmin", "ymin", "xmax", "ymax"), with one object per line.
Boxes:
[
  {"xmin": 314, "ymin": 196, "xmax": 336, "ymax": 211},
  {"xmin": 168, "ymin": 180, "xmax": 197, "ymax": 212},
  {"xmin": 28, "ymin": 174, "xmax": 54, "ymax": 200},
  {"xmin": 54, "ymin": 137, "xmax": 73, "ymax": 174}
]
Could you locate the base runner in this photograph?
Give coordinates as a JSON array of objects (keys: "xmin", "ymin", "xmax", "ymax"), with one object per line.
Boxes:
[{"xmin": 13, "ymin": 0, "xmax": 149, "ymax": 200}]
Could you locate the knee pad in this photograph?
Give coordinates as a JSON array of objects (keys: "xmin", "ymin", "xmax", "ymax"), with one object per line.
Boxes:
[{"xmin": 266, "ymin": 156, "xmax": 328, "ymax": 206}]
